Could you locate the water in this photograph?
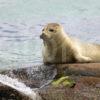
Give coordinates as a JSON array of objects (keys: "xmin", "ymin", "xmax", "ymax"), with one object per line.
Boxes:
[
  {"xmin": 0, "ymin": 0, "xmax": 100, "ymax": 69},
  {"xmin": 0, "ymin": 22, "xmax": 43, "ymax": 69}
]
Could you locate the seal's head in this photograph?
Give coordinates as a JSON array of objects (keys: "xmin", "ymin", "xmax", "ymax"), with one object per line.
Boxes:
[{"xmin": 40, "ymin": 23, "xmax": 63, "ymax": 41}]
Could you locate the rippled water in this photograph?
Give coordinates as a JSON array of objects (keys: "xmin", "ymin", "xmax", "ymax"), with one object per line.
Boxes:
[
  {"xmin": 0, "ymin": 22, "xmax": 43, "ymax": 68},
  {"xmin": 0, "ymin": 0, "xmax": 100, "ymax": 69}
]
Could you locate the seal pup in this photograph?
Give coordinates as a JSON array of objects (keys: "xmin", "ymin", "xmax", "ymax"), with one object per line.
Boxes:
[{"xmin": 40, "ymin": 23, "xmax": 100, "ymax": 64}]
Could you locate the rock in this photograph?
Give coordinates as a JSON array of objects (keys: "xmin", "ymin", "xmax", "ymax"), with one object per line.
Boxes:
[
  {"xmin": 0, "ymin": 63, "xmax": 100, "ymax": 100},
  {"xmin": 55, "ymin": 63, "xmax": 100, "ymax": 77},
  {"xmin": 39, "ymin": 76, "xmax": 100, "ymax": 100},
  {"xmin": 75, "ymin": 76, "xmax": 100, "ymax": 87},
  {"xmin": 0, "ymin": 64, "xmax": 57, "ymax": 88},
  {"xmin": 0, "ymin": 83, "xmax": 33, "ymax": 100},
  {"xmin": 39, "ymin": 86, "xmax": 100, "ymax": 100}
]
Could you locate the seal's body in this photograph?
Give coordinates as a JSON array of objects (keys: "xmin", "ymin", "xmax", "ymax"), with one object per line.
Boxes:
[{"xmin": 40, "ymin": 23, "xmax": 100, "ymax": 64}]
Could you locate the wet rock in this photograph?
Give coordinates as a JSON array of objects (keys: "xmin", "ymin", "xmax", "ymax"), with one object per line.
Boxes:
[
  {"xmin": 0, "ymin": 64, "xmax": 56, "ymax": 100},
  {"xmin": 0, "ymin": 64, "xmax": 57, "ymax": 88},
  {"xmin": 0, "ymin": 84, "xmax": 33, "ymax": 100},
  {"xmin": 0, "ymin": 63, "xmax": 100, "ymax": 100}
]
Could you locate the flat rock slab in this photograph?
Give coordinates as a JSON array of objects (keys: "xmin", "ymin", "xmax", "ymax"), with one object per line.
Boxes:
[{"xmin": 55, "ymin": 63, "xmax": 100, "ymax": 77}]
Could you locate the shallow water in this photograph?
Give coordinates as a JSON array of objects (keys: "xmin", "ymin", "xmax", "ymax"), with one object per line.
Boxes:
[{"xmin": 0, "ymin": 0, "xmax": 100, "ymax": 69}]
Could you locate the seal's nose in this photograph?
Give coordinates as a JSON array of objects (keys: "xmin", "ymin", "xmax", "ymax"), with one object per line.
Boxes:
[
  {"xmin": 40, "ymin": 34, "xmax": 43, "ymax": 39},
  {"xmin": 40, "ymin": 33, "xmax": 44, "ymax": 39}
]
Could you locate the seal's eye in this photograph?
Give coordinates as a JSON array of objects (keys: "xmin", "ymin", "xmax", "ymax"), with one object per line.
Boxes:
[{"xmin": 49, "ymin": 29, "xmax": 55, "ymax": 32}]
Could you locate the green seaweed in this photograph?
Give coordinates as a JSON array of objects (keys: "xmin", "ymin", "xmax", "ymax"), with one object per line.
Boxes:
[{"xmin": 52, "ymin": 76, "xmax": 75, "ymax": 87}]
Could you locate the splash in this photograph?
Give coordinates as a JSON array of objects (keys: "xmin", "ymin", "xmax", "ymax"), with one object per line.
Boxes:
[{"xmin": 0, "ymin": 74, "xmax": 42, "ymax": 100}]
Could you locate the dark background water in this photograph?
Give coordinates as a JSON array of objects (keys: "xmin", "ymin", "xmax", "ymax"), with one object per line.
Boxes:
[{"xmin": 0, "ymin": 0, "xmax": 100, "ymax": 69}]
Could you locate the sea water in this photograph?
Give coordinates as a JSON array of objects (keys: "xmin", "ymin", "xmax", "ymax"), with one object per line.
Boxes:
[{"xmin": 0, "ymin": 0, "xmax": 100, "ymax": 69}]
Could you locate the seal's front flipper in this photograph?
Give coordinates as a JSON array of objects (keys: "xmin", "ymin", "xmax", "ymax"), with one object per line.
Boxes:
[{"xmin": 76, "ymin": 55, "xmax": 92, "ymax": 63}]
